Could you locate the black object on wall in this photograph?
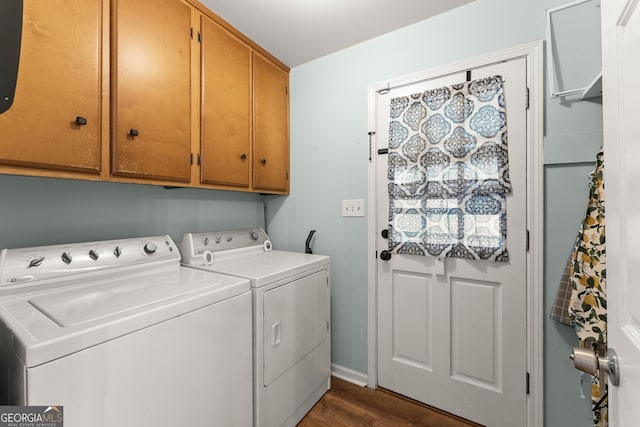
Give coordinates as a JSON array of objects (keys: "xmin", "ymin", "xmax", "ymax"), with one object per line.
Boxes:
[{"xmin": 0, "ymin": 0, "xmax": 23, "ymax": 115}]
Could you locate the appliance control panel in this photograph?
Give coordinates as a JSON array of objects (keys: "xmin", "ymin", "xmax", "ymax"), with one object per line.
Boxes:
[
  {"xmin": 0, "ymin": 236, "xmax": 179, "ymax": 289},
  {"xmin": 180, "ymin": 228, "xmax": 270, "ymax": 265}
]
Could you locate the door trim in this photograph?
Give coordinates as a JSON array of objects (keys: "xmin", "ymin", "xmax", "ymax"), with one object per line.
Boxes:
[{"xmin": 366, "ymin": 40, "xmax": 544, "ymax": 427}]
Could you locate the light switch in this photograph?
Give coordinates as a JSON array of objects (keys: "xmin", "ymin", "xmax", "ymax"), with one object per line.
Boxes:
[{"xmin": 342, "ymin": 199, "xmax": 365, "ymax": 217}]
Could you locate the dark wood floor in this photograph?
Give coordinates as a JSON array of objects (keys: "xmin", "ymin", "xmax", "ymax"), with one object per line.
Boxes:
[{"xmin": 298, "ymin": 376, "xmax": 483, "ymax": 427}]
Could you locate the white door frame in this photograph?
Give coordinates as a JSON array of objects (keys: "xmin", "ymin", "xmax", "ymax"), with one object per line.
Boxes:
[{"xmin": 366, "ymin": 40, "xmax": 544, "ymax": 427}]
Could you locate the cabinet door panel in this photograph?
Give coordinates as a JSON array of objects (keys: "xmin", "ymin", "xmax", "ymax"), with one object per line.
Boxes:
[
  {"xmin": 253, "ymin": 54, "xmax": 289, "ymax": 193},
  {"xmin": 200, "ymin": 16, "xmax": 250, "ymax": 187},
  {"xmin": 0, "ymin": 0, "xmax": 102, "ymax": 174},
  {"xmin": 112, "ymin": 0, "xmax": 191, "ymax": 183}
]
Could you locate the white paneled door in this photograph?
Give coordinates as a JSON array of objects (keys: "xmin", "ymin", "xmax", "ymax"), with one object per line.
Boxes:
[
  {"xmin": 375, "ymin": 58, "xmax": 528, "ymax": 427},
  {"xmin": 602, "ymin": 0, "xmax": 640, "ymax": 424}
]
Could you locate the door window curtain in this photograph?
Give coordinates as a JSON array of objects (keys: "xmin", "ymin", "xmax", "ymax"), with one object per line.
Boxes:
[{"xmin": 387, "ymin": 76, "xmax": 511, "ymax": 261}]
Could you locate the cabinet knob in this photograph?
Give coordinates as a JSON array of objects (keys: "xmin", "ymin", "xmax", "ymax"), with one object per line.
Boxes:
[
  {"xmin": 261, "ymin": 158, "xmax": 267, "ymax": 165},
  {"xmin": 75, "ymin": 116, "xmax": 87, "ymax": 126},
  {"xmin": 240, "ymin": 153, "xmax": 247, "ymax": 160},
  {"xmin": 129, "ymin": 128, "xmax": 139, "ymax": 137}
]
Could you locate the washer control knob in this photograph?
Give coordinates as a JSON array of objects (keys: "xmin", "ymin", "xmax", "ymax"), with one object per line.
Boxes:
[
  {"xmin": 61, "ymin": 252, "xmax": 72, "ymax": 264},
  {"xmin": 89, "ymin": 250, "xmax": 99, "ymax": 261},
  {"xmin": 143, "ymin": 242, "xmax": 158, "ymax": 255},
  {"xmin": 28, "ymin": 256, "xmax": 45, "ymax": 268},
  {"xmin": 114, "ymin": 246, "xmax": 122, "ymax": 258},
  {"xmin": 250, "ymin": 231, "xmax": 259, "ymax": 240}
]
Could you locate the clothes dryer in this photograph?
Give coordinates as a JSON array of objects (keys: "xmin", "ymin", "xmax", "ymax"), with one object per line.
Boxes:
[
  {"xmin": 0, "ymin": 235, "xmax": 252, "ymax": 427},
  {"xmin": 180, "ymin": 228, "xmax": 331, "ymax": 427}
]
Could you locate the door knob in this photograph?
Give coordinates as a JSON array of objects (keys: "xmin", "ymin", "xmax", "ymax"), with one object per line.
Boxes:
[
  {"xmin": 380, "ymin": 250, "xmax": 392, "ymax": 261},
  {"xmin": 570, "ymin": 347, "xmax": 620, "ymax": 386},
  {"xmin": 381, "ymin": 229, "xmax": 389, "ymax": 239}
]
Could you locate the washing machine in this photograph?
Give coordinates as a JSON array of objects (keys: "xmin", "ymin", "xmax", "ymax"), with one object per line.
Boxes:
[
  {"xmin": 180, "ymin": 228, "xmax": 331, "ymax": 427},
  {"xmin": 0, "ymin": 235, "xmax": 252, "ymax": 427}
]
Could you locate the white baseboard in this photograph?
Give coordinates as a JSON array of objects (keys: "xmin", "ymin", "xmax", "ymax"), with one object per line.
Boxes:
[{"xmin": 331, "ymin": 364, "xmax": 368, "ymax": 387}]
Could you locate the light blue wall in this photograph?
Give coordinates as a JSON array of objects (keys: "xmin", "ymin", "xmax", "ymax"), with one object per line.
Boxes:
[
  {"xmin": 0, "ymin": 0, "xmax": 603, "ymax": 425},
  {"xmin": 0, "ymin": 175, "xmax": 264, "ymax": 249},
  {"xmin": 268, "ymin": 0, "xmax": 603, "ymax": 426}
]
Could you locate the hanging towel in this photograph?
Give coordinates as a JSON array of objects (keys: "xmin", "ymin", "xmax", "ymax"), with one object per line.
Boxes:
[
  {"xmin": 550, "ymin": 253, "xmax": 574, "ymax": 326},
  {"xmin": 568, "ymin": 148, "xmax": 607, "ymax": 427},
  {"xmin": 387, "ymin": 76, "xmax": 510, "ymax": 261}
]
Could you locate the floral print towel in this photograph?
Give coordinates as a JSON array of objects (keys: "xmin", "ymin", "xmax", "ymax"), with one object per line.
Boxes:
[{"xmin": 568, "ymin": 148, "xmax": 607, "ymax": 427}]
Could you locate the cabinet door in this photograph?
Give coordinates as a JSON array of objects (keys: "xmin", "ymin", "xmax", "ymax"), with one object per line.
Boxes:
[
  {"xmin": 200, "ymin": 15, "xmax": 250, "ymax": 187},
  {"xmin": 0, "ymin": 0, "xmax": 102, "ymax": 174},
  {"xmin": 253, "ymin": 54, "xmax": 289, "ymax": 193},
  {"xmin": 112, "ymin": 0, "xmax": 192, "ymax": 183}
]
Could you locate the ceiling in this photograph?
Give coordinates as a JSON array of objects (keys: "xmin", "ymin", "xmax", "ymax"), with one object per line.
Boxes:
[{"xmin": 197, "ymin": 0, "xmax": 474, "ymax": 67}]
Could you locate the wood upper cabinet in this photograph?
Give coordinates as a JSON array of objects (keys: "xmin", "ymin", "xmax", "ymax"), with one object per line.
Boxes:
[
  {"xmin": 252, "ymin": 53, "xmax": 290, "ymax": 193},
  {"xmin": 111, "ymin": 0, "xmax": 192, "ymax": 183},
  {"xmin": 0, "ymin": 0, "xmax": 102, "ymax": 175},
  {"xmin": 199, "ymin": 15, "xmax": 251, "ymax": 188}
]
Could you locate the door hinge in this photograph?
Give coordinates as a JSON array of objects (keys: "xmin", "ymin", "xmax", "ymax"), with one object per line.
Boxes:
[
  {"xmin": 198, "ymin": 31, "xmax": 202, "ymax": 43},
  {"xmin": 197, "ymin": 154, "xmax": 202, "ymax": 165},
  {"xmin": 525, "ymin": 87, "xmax": 530, "ymax": 110},
  {"xmin": 375, "ymin": 250, "xmax": 378, "ymax": 259},
  {"xmin": 526, "ymin": 230, "xmax": 530, "ymax": 252},
  {"xmin": 526, "ymin": 372, "xmax": 530, "ymax": 394}
]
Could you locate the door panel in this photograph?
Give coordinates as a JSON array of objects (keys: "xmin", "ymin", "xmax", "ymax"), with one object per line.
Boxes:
[
  {"xmin": 263, "ymin": 270, "xmax": 328, "ymax": 386},
  {"xmin": 451, "ymin": 278, "xmax": 500, "ymax": 389},
  {"xmin": 376, "ymin": 58, "xmax": 527, "ymax": 427},
  {"xmin": 200, "ymin": 15, "xmax": 251, "ymax": 187},
  {"xmin": 391, "ymin": 270, "xmax": 434, "ymax": 370},
  {"xmin": 0, "ymin": 0, "xmax": 102, "ymax": 174},
  {"xmin": 601, "ymin": 0, "xmax": 640, "ymax": 423},
  {"xmin": 253, "ymin": 53, "xmax": 289, "ymax": 192},
  {"xmin": 112, "ymin": 0, "xmax": 192, "ymax": 182}
]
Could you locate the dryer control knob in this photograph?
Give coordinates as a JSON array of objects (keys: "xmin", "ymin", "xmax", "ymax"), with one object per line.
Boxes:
[
  {"xmin": 61, "ymin": 252, "xmax": 72, "ymax": 264},
  {"xmin": 143, "ymin": 242, "xmax": 158, "ymax": 255},
  {"xmin": 89, "ymin": 250, "xmax": 99, "ymax": 261}
]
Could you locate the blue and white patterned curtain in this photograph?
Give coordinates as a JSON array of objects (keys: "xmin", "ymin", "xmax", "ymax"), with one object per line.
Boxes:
[{"xmin": 387, "ymin": 76, "xmax": 510, "ymax": 262}]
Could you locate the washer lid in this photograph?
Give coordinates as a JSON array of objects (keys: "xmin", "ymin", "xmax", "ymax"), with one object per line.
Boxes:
[
  {"xmin": 30, "ymin": 271, "xmax": 218, "ymax": 327},
  {"xmin": 0, "ymin": 267, "xmax": 250, "ymax": 367}
]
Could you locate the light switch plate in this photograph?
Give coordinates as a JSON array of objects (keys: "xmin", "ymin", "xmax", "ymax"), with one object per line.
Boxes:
[{"xmin": 342, "ymin": 199, "xmax": 365, "ymax": 217}]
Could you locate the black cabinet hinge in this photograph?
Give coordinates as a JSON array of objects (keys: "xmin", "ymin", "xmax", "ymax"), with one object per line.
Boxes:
[
  {"xmin": 286, "ymin": 171, "xmax": 289, "ymax": 180},
  {"xmin": 190, "ymin": 153, "xmax": 193, "ymax": 165},
  {"xmin": 190, "ymin": 28, "xmax": 193, "ymax": 39},
  {"xmin": 526, "ymin": 230, "xmax": 530, "ymax": 252},
  {"xmin": 197, "ymin": 154, "xmax": 202, "ymax": 165},
  {"xmin": 197, "ymin": 32, "xmax": 202, "ymax": 43},
  {"xmin": 285, "ymin": 86, "xmax": 289, "ymax": 95},
  {"xmin": 526, "ymin": 372, "xmax": 530, "ymax": 394},
  {"xmin": 526, "ymin": 87, "xmax": 530, "ymax": 110}
]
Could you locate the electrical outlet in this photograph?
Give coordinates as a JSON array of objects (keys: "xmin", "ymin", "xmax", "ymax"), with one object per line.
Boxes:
[{"xmin": 342, "ymin": 199, "xmax": 365, "ymax": 217}]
